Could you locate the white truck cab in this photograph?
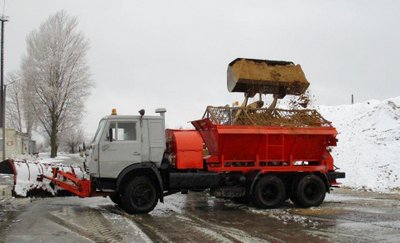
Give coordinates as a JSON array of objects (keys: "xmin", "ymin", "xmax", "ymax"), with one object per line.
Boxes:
[{"xmin": 86, "ymin": 109, "xmax": 166, "ymax": 180}]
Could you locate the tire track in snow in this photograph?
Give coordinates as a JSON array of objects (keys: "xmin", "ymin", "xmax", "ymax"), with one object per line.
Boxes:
[
  {"xmin": 108, "ymin": 204, "xmax": 272, "ymax": 243},
  {"xmin": 183, "ymin": 212, "xmax": 280, "ymax": 243},
  {"xmin": 48, "ymin": 207, "xmax": 123, "ymax": 243},
  {"xmin": 101, "ymin": 209, "xmax": 153, "ymax": 243},
  {"xmin": 128, "ymin": 213, "xmax": 234, "ymax": 242}
]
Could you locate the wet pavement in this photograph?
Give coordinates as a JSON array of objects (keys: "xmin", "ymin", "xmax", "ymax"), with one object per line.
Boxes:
[
  {"xmin": 1, "ymin": 154, "xmax": 400, "ymax": 242},
  {"xmin": 0, "ymin": 188, "xmax": 399, "ymax": 242}
]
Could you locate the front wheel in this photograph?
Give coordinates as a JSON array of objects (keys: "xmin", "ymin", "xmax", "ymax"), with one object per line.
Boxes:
[
  {"xmin": 252, "ymin": 175, "xmax": 286, "ymax": 208},
  {"xmin": 121, "ymin": 176, "xmax": 158, "ymax": 214},
  {"xmin": 293, "ymin": 174, "xmax": 326, "ymax": 207}
]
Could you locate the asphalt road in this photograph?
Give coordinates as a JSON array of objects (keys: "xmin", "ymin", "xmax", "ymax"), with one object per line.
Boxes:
[
  {"xmin": 1, "ymin": 155, "xmax": 400, "ymax": 242},
  {"xmin": 1, "ymin": 187, "xmax": 400, "ymax": 242}
]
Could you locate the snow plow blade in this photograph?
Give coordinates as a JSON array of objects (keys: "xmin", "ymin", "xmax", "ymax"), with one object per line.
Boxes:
[
  {"xmin": 227, "ymin": 58, "xmax": 309, "ymax": 97},
  {"xmin": 0, "ymin": 159, "xmax": 88, "ymax": 197}
]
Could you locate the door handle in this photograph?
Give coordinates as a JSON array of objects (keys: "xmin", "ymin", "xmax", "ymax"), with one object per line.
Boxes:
[{"xmin": 133, "ymin": 152, "xmax": 141, "ymax": 156}]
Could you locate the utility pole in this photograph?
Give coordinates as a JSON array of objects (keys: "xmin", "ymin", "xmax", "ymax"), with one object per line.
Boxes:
[{"xmin": 1, "ymin": 15, "xmax": 8, "ymax": 160}]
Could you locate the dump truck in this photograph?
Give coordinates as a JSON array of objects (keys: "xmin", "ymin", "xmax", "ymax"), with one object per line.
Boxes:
[{"xmin": 0, "ymin": 58, "xmax": 345, "ymax": 214}]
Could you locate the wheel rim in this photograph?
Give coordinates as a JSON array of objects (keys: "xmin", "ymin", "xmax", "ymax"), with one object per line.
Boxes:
[
  {"xmin": 304, "ymin": 182, "xmax": 321, "ymax": 201},
  {"xmin": 131, "ymin": 183, "xmax": 155, "ymax": 208},
  {"xmin": 262, "ymin": 184, "xmax": 279, "ymax": 201}
]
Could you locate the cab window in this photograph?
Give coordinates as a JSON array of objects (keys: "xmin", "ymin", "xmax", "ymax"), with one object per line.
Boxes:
[
  {"xmin": 106, "ymin": 121, "xmax": 137, "ymax": 141},
  {"xmin": 117, "ymin": 122, "xmax": 137, "ymax": 141}
]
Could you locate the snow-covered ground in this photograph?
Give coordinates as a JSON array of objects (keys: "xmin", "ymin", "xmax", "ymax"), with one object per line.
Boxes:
[{"xmin": 318, "ymin": 97, "xmax": 400, "ymax": 192}]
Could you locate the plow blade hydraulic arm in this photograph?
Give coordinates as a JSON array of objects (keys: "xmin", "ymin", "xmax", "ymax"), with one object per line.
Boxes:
[{"xmin": 41, "ymin": 167, "xmax": 91, "ymax": 197}]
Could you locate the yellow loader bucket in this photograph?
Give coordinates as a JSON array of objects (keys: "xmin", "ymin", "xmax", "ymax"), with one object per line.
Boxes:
[{"xmin": 227, "ymin": 58, "xmax": 309, "ymax": 97}]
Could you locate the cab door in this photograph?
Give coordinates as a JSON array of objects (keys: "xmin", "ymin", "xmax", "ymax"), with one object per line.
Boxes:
[{"xmin": 98, "ymin": 120, "xmax": 141, "ymax": 178}]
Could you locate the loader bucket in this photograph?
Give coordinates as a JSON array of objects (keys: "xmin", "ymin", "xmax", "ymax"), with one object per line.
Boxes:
[
  {"xmin": 227, "ymin": 58, "xmax": 309, "ymax": 97},
  {"xmin": 0, "ymin": 159, "xmax": 85, "ymax": 197}
]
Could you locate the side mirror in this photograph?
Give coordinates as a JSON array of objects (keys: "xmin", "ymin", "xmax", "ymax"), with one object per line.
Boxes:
[{"xmin": 108, "ymin": 128, "xmax": 113, "ymax": 142}]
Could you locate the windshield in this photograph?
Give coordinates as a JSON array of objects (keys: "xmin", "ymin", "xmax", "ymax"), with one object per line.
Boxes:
[{"xmin": 92, "ymin": 119, "xmax": 106, "ymax": 143}]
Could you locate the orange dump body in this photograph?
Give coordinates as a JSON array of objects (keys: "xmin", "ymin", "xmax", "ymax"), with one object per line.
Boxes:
[{"xmin": 191, "ymin": 118, "xmax": 337, "ymax": 174}]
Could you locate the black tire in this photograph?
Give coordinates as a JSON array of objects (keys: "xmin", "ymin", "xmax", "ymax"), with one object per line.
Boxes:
[
  {"xmin": 252, "ymin": 175, "xmax": 286, "ymax": 209},
  {"xmin": 121, "ymin": 176, "xmax": 158, "ymax": 214},
  {"xmin": 294, "ymin": 174, "xmax": 326, "ymax": 207},
  {"xmin": 109, "ymin": 192, "xmax": 122, "ymax": 206}
]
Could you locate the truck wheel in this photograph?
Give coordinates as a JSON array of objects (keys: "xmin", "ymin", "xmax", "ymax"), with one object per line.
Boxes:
[
  {"xmin": 109, "ymin": 192, "xmax": 122, "ymax": 206},
  {"xmin": 121, "ymin": 176, "xmax": 158, "ymax": 214},
  {"xmin": 252, "ymin": 175, "xmax": 286, "ymax": 208},
  {"xmin": 294, "ymin": 174, "xmax": 326, "ymax": 207}
]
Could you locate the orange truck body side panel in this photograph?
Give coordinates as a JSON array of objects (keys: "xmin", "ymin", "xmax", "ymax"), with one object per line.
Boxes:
[{"xmin": 191, "ymin": 118, "xmax": 337, "ymax": 173}]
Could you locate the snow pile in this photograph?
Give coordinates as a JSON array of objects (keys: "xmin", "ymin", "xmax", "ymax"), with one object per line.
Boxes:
[{"xmin": 317, "ymin": 97, "xmax": 400, "ymax": 192}]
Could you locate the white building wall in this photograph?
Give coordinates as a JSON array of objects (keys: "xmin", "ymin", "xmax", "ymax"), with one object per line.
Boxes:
[{"xmin": 0, "ymin": 128, "xmax": 33, "ymax": 159}]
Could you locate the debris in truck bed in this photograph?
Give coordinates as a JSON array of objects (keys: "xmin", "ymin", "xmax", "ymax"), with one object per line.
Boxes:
[{"xmin": 204, "ymin": 106, "xmax": 331, "ymax": 127}]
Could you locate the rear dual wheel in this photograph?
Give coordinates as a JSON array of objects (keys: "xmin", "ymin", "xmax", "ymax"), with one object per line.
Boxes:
[
  {"xmin": 290, "ymin": 174, "xmax": 326, "ymax": 207},
  {"xmin": 252, "ymin": 175, "xmax": 286, "ymax": 208}
]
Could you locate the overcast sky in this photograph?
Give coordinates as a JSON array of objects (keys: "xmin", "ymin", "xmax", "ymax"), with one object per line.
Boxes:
[{"xmin": 3, "ymin": 0, "xmax": 400, "ymax": 138}]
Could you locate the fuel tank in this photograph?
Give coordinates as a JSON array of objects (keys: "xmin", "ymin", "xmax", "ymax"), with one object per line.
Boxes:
[{"xmin": 165, "ymin": 130, "xmax": 204, "ymax": 170}]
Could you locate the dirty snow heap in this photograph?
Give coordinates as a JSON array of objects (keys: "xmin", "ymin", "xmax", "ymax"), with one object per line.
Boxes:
[{"xmin": 318, "ymin": 97, "xmax": 400, "ymax": 192}]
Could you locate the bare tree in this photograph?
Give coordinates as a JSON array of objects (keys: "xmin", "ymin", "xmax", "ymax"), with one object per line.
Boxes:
[
  {"xmin": 5, "ymin": 71, "xmax": 38, "ymax": 138},
  {"xmin": 21, "ymin": 10, "xmax": 92, "ymax": 157},
  {"xmin": 60, "ymin": 127, "xmax": 84, "ymax": 154},
  {"xmin": 5, "ymin": 72, "xmax": 23, "ymax": 132},
  {"xmin": 21, "ymin": 75, "xmax": 38, "ymax": 140}
]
